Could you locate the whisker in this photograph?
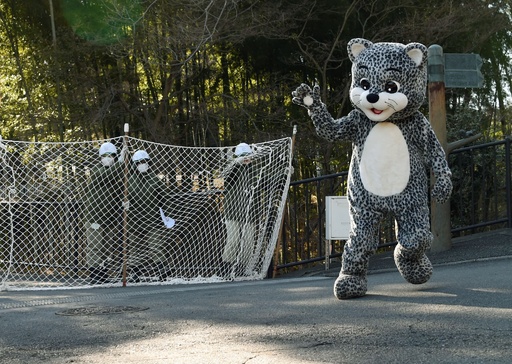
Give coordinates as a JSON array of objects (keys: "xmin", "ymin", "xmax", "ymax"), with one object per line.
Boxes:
[{"xmin": 385, "ymin": 101, "xmax": 397, "ymax": 111}]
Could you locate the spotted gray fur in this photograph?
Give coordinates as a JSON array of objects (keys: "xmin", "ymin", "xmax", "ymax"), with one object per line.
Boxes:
[{"xmin": 292, "ymin": 38, "xmax": 452, "ymax": 299}]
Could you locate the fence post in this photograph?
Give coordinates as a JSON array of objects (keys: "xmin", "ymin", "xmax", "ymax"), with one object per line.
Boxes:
[
  {"xmin": 428, "ymin": 45, "xmax": 452, "ymax": 252},
  {"xmin": 121, "ymin": 123, "xmax": 130, "ymax": 286},
  {"xmin": 506, "ymin": 138, "xmax": 512, "ymax": 228}
]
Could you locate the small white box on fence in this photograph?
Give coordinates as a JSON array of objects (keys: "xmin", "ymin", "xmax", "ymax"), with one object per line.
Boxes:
[{"xmin": 325, "ymin": 196, "xmax": 350, "ymax": 240}]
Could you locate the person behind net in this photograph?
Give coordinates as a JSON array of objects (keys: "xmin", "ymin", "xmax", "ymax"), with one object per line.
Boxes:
[
  {"xmin": 83, "ymin": 142, "xmax": 125, "ymax": 284},
  {"xmin": 127, "ymin": 150, "xmax": 176, "ymax": 282},
  {"xmin": 220, "ymin": 142, "xmax": 261, "ymax": 278}
]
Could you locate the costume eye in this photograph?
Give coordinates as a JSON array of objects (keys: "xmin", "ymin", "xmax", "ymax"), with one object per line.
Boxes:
[
  {"xmin": 360, "ymin": 79, "xmax": 371, "ymax": 90},
  {"xmin": 385, "ymin": 81, "xmax": 400, "ymax": 93}
]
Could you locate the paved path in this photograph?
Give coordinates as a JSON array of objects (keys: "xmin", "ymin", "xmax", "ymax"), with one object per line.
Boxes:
[{"xmin": 1, "ymin": 255, "xmax": 511, "ymax": 363}]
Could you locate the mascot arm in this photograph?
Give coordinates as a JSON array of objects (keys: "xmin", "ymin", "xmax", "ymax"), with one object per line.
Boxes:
[
  {"xmin": 292, "ymin": 83, "xmax": 358, "ymax": 141},
  {"xmin": 423, "ymin": 121, "xmax": 453, "ymax": 204}
]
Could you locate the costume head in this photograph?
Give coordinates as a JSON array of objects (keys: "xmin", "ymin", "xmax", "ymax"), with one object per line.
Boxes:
[
  {"xmin": 234, "ymin": 143, "xmax": 252, "ymax": 157},
  {"xmin": 132, "ymin": 150, "xmax": 150, "ymax": 173},
  {"xmin": 234, "ymin": 142, "xmax": 253, "ymax": 164},
  {"xmin": 347, "ymin": 38, "xmax": 428, "ymax": 122},
  {"xmin": 99, "ymin": 142, "xmax": 117, "ymax": 167}
]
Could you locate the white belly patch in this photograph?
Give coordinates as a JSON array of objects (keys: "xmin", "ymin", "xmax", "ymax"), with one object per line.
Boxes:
[{"xmin": 359, "ymin": 122, "xmax": 410, "ymax": 196}]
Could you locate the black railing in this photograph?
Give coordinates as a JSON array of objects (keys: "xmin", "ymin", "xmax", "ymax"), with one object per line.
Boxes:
[
  {"xmin": 449, "ymin": 138, "xmax": 512, "ymax": 235},
  {"xmin": 276, "ymin": 138, "xmax": 512, "ymax": 272}
]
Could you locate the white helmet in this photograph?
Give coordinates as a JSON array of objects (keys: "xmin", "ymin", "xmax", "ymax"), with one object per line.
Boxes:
[
  {"xmin": 132, "ymin": 150, "xmax": 150, "ymax": 162},
  {"xmin": 234, "ymin": 143, "xmax": 252, "ymax": 157},
  {"xmin": 99, "ymin": 142, "xmax": 117, "ymax": 156}
]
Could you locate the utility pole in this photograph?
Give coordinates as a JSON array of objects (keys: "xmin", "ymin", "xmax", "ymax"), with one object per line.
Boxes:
[
  {"xmin": 427, "ymin": 45, "xmax": 485, "ymax": 252},
  {"xmin": 428, "ymin": 45, "xmax": 452, "ymax": 252}
]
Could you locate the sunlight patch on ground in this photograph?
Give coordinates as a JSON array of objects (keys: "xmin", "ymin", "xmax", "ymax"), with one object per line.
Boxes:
[{"xmin": 469, "ymin": 288, "xmax": 512, "ymax": 294}]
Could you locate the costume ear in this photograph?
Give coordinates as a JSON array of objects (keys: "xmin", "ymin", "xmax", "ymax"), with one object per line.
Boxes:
[
  {"xmin": 404, "ymin": 43, "xmax": 428, "ymax": 67},
  {"xmin": 347, "ymin": 38, "xmax": 373, "ymax": 62}
]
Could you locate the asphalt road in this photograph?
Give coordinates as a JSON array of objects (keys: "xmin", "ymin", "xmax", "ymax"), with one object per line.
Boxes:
[{"xmin": 1, "ymin": 255, "xmax": 511, "ymax": 364}]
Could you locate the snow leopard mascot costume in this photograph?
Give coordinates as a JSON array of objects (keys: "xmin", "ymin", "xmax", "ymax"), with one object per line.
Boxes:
[{"xmin": 292, "ymin": 38, "xmax": 452, "ymax": 299}]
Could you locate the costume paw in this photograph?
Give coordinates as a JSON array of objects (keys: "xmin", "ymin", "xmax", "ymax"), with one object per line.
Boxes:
[
  {"xmin": 393, "ymin": 245, "xmax": 433, "ymax": 284},
  {"xmin": 291, "ymin": 83, "xmax": 322, "ymax": 109},
  {"xmin": 432, "ymin": 174, "xmax": 453, "ymax": 204},
  {"xmin": 333, "ymin": 273, "xmax": 367, "ymax": 299}
]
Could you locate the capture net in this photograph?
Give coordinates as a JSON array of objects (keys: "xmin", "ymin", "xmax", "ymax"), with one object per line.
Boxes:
[{"xmin": 0, "ymin": 136, "xmax": 292, "ymax": 290}]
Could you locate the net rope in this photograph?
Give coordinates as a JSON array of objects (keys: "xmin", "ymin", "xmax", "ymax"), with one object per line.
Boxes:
[{"xmin": 0, "ymin": 136, "xmax": 292, "ymax": 290}]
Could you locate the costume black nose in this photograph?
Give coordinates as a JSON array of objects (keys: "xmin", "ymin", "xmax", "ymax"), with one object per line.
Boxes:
[{"xmin": 366, "ymin": 93, "xmax": 379, "ymax": 103}]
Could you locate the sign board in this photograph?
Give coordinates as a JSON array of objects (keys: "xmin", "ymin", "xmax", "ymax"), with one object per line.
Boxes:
[
  {"xmin": 325, "ymin": 196, "xmax": 350, "ymax": 240},
  {"xmin": 443, "ymin": 53, "xmax": 483, "ymax": 88}
]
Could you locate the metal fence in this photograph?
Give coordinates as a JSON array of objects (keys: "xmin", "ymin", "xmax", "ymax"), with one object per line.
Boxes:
[{"xmin": 275, "ymin": 138, "xmax": 512, "ymax": 272}]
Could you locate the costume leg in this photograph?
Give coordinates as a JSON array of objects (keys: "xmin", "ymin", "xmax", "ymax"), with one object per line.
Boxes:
[
  {"xmin": 85, "ymin": 222, "xmax": 109, "ymax": 283},
  {"xmin": 222, "ymin": 220, "xmax": 241, "ymax": 263},
  {"xmin": 147, "ymin": 229, "xmax": 165, "ymax": 264},
  {"xmin": 147, "ymin": 228, "xmax": 168, "ymax": 280},
  {"xmin": 103, "ymin": 223, "xmax": 120, "ymax": 269},
  {"xmin": 85, "ymin": 222, "xmax": 103, "ymax": 268},
  {"xmin": 127, "ymin": 229, "xmax": 150, "ymax": 281},
  {"xmin": 393, "ymin": 204, "xmax": 433, "ymax": 284},
  {"xmin": 334, "ymin": 207, "xmax": 381, "ymax": 299},
  {"xmin": 127, "ymin": 230, "xmax": 144, "ymax": 268},
  {"xmin": 240, "ymin": 222, "xmax": 256, "ymax": 275}
]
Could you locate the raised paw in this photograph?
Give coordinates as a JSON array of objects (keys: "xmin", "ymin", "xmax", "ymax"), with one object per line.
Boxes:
[
  {"xmin": 291, "ymin": 83, "xmax": 321, "ymax": 108},
  {"xmin": 394, "ymin": 245, "xmax": 433, "ymax": 284},
  {"xmin": 333, "ymin": 273, "xmax": 367, "ymax": 299}
]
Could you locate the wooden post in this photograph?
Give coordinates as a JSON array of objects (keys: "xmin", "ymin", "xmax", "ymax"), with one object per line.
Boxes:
[{"xmin": 428, "ymin": 45, "xmax": 452, "ymax": 252}]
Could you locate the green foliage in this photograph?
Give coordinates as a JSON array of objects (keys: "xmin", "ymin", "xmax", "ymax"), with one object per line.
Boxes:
[
  {"xmin": 60, "ymin": 0, "xmax": 143, "ymax": 45},
  {"xmin": 0, "ymin": 0, "xmax": 511, "ymax": 176},
  {"xmin": 2, "ymin": 0, "xmax": 512, "ymax": 270}
]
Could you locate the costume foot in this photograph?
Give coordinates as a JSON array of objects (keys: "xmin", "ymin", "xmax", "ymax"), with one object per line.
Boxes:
[
  {"xmin": 333, "ymin": 274, "xmax": 367, "ymax": 299},
  {"xmin": 394, "ymin": 246, "xmax": 433, "ymax": 284}
]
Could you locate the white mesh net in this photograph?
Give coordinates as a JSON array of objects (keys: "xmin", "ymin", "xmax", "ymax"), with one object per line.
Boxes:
[{"xmin": 0, "ymin": 136, "xmax": 292, "ymax": 290}]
